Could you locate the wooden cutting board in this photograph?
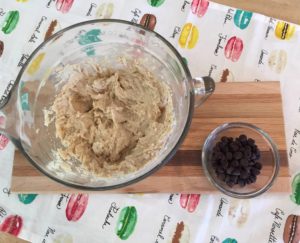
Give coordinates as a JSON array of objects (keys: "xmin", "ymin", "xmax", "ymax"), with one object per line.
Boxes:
[{"xmin": 10, "ymin": 82, "xmax": 290, "ymax": 193}]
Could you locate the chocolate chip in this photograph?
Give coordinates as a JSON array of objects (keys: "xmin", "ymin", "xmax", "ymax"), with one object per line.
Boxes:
[
  {"xmin": 221, "ymin": 136, "xmax": 229, "ymax": 144},
  {"xmin": 248, "ymin": 138, "xmax": 255, "ymax": 146},
  {"xmin": 240, "ymin": 158, "xmax": 248, "ymax": 167},
  {"xmin": 231, "ymin": 160, "xmax": 239, "ymax": 167},
  {"xmin": 233, "ymin": 151, "xmax": 243, "ymax": 160},
  {"xmin": 217, "ymin": 173, "xmax": 226, "ymax": 181},
  {"xmin": 229, "ymin": 142, "xmax": 239, "ymax": 152},
  {"xmin": 240, "ymin": 170, "xmax": 249, "ymax": 179},
  {"xmin": 226, "ymin": 181, "xmax": 234, "ymax": 187},
  {"xmin": 251, "ymin": 168, "xmax": 260, "ymax": 176},
  {"xmin": 226, "ymin": 167, "xmax": 234, "ymax": 175},
  {"xmin": 238, "ymin": 179, "xmax": 246, "ymax": 187},
  {"xmin": 226, "ymin": 151, "xmax": 233, "ymax": 160},
  {"xmin": 254, "ymin": 162, "xmax": 262, "ymax": 170},
  {"xmin": 232, "ymin": 169, "xmax": 241, "ymax": 176}
]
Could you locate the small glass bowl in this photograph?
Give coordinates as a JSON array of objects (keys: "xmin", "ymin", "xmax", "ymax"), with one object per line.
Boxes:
[{"xmin": 202, "ymin": 122, "xmax": 280, "ymax": 199}]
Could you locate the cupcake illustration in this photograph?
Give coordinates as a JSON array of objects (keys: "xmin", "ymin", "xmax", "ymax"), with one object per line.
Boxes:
[
  {"xmin": 0, "ymin": 40, "xmax": 4, "ymax": 57},
  {"xmin": 191, "ymin": 0, "xmax": 209, "ymax": 17},
  {"xmin": 275, "ymin": 21, "xmax": 295, "ymax": 40},
  {"xmin": 234, "ymin": 10, "xmax": 253, "ymax": 30},
  {"xmin": 0, "ymin": 134, "xmax": 9, "ymax": 150},
  {"xmin": 0, "ymin": 215, "xmax": 23, "ymax": 236},
  {"xmin": 27, "ymin": 53, "xmax": 46, "ymax": 75},
  {"xmin": 169, "ymin": 221, "xmax": 190, "ymax": 243},
  {"xmin": 56, "ymin": 0, "xmax": 74, "ymax": 14},
  {"xmin": 291, "ymin": 173, "xmax": 300, "ymax": 205},
  {"xmin": 283, "ymin": 215, "xmax": 300, "ymax": 243},
  {"xmin": 65, "ymin": 194, "xmax": 89, "ymax": 222},
  {"xmin": 224, "ymin": 36, "xmax": 244, "ymax": 62},
  {"xmin": 179, "ymin": 23, "xmax": 199, "ymax": 49},
  {"xmin": 18, "ymin": 194, "xmax": 38, "ymax": 204},
  {"xmin": 96, "ymin": 3, "xmax": 114, "ymax": 19},
  {"xmin": 115, "ymin": 206, "xmax": 137, "ymax": 240},
  {"xmin": 223, "ymin": 238, "xmax": 238, "ymax": 243},
  {"xmin": 44, "ymin": 20, "xmax": 60, "ymax": 41},
  {"xmin": 180, "ymin": 194, "xmax": 200, "ymax": 213},
  {"xmin": 1, "ymin": 10, "xmax": 20, "ymax": 34},
  {"xmin": 148, "ymin": 0, "xmax": 165, "ymax": 7},
  {"xmin": 268, "ymin": 49, "xmax": 287, "ymax": 74}
]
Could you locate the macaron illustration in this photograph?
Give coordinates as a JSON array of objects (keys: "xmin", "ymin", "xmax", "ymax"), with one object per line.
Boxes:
[
  {"xmin": 53, "ymin": 233, "xmax": 73, "ymax": 243},
  {"xmin": 223, "ymin": 238, "xmax": 238, "ymax": 243},
  {"xmin": 233, "ymin": 10, "xmax": 253, "ymax": 30},
  {"xmin": 268, "ymin": 49, "xmax": 287, "ymax": 74},
  {"xmin": 224, "ymin": 36, "xmax": 243, "ymax": 62},
  {"xmin": 275, "ymin": 21, "xmax": 295, "ymax": 40},
  {"xmin": 78, "ymin": 29, "xmax": 102, "ymax": 45},
  {"xmin": 96, "ymin": 3, "xmax": 114, "ymax": 19},
  {"xmin": 290, "ymin": 173, "xmax": 300, "ymax": 205},
  {"xmin": 44, "ymin": 20, "xmax": 60, "ymax": 41},
  {"xmin": 56, "ymin": 0, "xmax": 74, "ymax": 14},
  {"xmin": 16, "ymin": 0, "xmax": 28, "ymax": 2},
  {"xmin": 0, "ymin": 40, "xmax": 4, "ymax": 57},
  {"xmin": 228, "ymin": 199, "xmax": 250, "ymax": 227},
  {"xmin": 1, "ymin": 11, "xmax": 20, "ymax": 34},
  {"xmin": 170, "ymin": 221, "xmax": 190, "ymax": 243},
  {"xmin": 180, "ymin": 194, "xmax": 200, "ymax": 213},
  {"xmin": 182, "ymin": 57, "xmax": 188, "ymax": 66},
  {"xmin": 148, "ymin": 0, "xmax": 165, "ymax": 7},
  {"xmin": 27, "ymin": 53, "xmax": 46, "ymax": 75},
  {"xmin": 179, "ymin": 23, "xmax": 199, "ymax": 49},
  {"xmin": 65, "ymin": 194, "xmax": 89, "ymax": 222},
  {"xmin": 191, "ymin": 0, "xmax": 209, "ymax": 17},
  {"xmin": 0, "ymin": 215, "xmax": 23, "ymax": 236},
  {"xmin": 18, "ymin": 194, "xmax": 38, "ymax": 204},
  {"xmin": 219, "ymin": 68, "xmax": 234, "ymax": 82},
  {"xmin": 139, "ymin": 14, "xmax": 157, "ymax": 31},
  {"xmin": 0, "ymin": 134, "xmax": 9, "ymax": 150},
  {"xmin": 283, "ymin": 215, "xmax": 300, "ymax": 243},
  {"xmin": 115, "ymin": 206, "xmax": 137, "ymax": 240}
]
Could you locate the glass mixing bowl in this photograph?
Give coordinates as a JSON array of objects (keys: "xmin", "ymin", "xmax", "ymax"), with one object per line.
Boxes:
[{"xmin": 0, "ymin": 19, "xmax": 215, "ymax": 190}]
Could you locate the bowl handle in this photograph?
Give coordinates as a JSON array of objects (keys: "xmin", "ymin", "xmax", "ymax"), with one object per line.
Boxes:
[{"xmin": 192, "ymin": 76, "xmax": 215, "ymax": 107}]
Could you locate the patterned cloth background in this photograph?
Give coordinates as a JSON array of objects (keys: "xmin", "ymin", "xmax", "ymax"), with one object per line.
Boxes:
[{"xmin": 0, "ymin": 0, "xmax": 300, "ymax": 242}]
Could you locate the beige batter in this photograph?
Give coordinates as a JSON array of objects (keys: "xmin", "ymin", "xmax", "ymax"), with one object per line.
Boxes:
[{"xmin": 48, "ymin": 61, "xmax": 174, "ymax": 176}]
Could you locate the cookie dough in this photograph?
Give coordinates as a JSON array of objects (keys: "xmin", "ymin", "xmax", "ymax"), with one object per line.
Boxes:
[{"xmin": 48, "ymin": 61, "xmax": 174, "ymax": 176}]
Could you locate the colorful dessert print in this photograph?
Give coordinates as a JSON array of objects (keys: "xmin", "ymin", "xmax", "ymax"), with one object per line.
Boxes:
[
  {"xmin": 0, "ymin": 215, "xmax": 23, "ymax": 236},
  {"xmin": 233, "ymin": 10, "xmax": 253, "ymax": 30},
  {"xmin": 290, "ymin": 173, "xmax": 300, "ymax": 205},
  {"xmin": 268, "ymin": 49, "xmax": 287, "ymax": 74},
  {"xmin": 96, "ymin": 3, "xmax": 114, "ymax": 19},
  {"xmin": 78, "ymin": 29, "xmax": 102, "ymax": 45},
  {"xmin": 224, "ymin": 36, "xmax": 243, "ymax": 62},
  {"xmin": 179, "ymin": 23, "xmax": 199, "ymax": 49},
  {"xmin": 1, "ymin": 11, "xmax": 20, "ymax": 34},
  {"xmin": 219, "ymin": 68, "xmax": 234, "ymax": 82},
  {"xmin": 191, "ymin": 0, "xmax": 209, "ymax": 17},
  {"xmin": 27, "ymin": 53, "xmax": 46, "ymax": 75},
  {"xmin": 228, "ymin": 199, "xmax": 250, "ymax": 227},
  {"xmin": 0, "ymin": 134, "xmax": 9, "ymax": 150},
  {"xmin": 16, "ymin": 0, "xmax": 28, "ymax": 2},
  {"xmin": 275, "ymin": 21, "xmax": 295, "ymax": 40},
  {"xmin": 18, "ymin": 194, "xmax": 38, "ymax": 204},
  {"xmin": 65, "ymin": 194, "xmax": 89, "ymax": 222},
  {"xmin": 147, "ymin": 0, "xmax": 165, "ymax": 7},
  {"xmin": 171, "ymin": 221, "xmax": 190, "ymax": 243},
  {"xmin": 283, "ymin": 215, "xmax": 300, "ymax": 243},
  {"xmin": 0, "ymin": 40, "xmax": 4, "ymax": 57},
  {"xmin": 139, "ymin": 14, "xmax": 157, "ymax": 31},
  {"xmin": 115, "ymin": 206, "xmax": 137, "ymax": 240},
  {"xmin": 53, "ymin": 233, "xmax": 73, "ymax": 243},
  {"xmin": 56, "ymin": 0, "xmax": 74, "ymax": 14},
  {"xmin": 179, "ymin": 194, "xmax": 200, "ymax": 213},
  {"xmin": 44, "ymin": 20, "xmax": 59, "ymax": 41},
  {"xmin": 223, "ymin": 238, "xmax": 238, "ymax": 243},
  {"xmin": 20, "ymin": 93, "xmax": 30, "ymax": 111}
]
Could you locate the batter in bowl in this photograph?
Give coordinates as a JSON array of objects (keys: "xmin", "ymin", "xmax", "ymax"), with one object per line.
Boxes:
[{"xmin": 46, "ymin": 60, "xmax": 174, "ymax": 177}]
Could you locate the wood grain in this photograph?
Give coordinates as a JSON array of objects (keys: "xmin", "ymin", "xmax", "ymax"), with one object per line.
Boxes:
[
  {"xmin": 0, "ymin": 232, "xmax": 30, "ymax": 243},
  {"xmin": 11, "ymin": 82, "xmax": 289, "ymax": 193},
  {"xmin": 211, "ymin": 0, "xmax": 300, "ymax": 24}
]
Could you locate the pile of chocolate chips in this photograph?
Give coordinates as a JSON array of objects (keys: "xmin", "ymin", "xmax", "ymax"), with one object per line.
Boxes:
[{"xmin": 211, "ymin": 135, "xmax": 263, "ymax": 187}]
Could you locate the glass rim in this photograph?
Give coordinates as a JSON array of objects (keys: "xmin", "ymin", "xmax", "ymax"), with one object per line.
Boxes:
[
  {"xmin": 202, "ymin": 122, "xmax": 280, "ymax": 199},
  {"xmin": 7, "ymin": 19, "xmax": 195, "ymax": 190}
]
